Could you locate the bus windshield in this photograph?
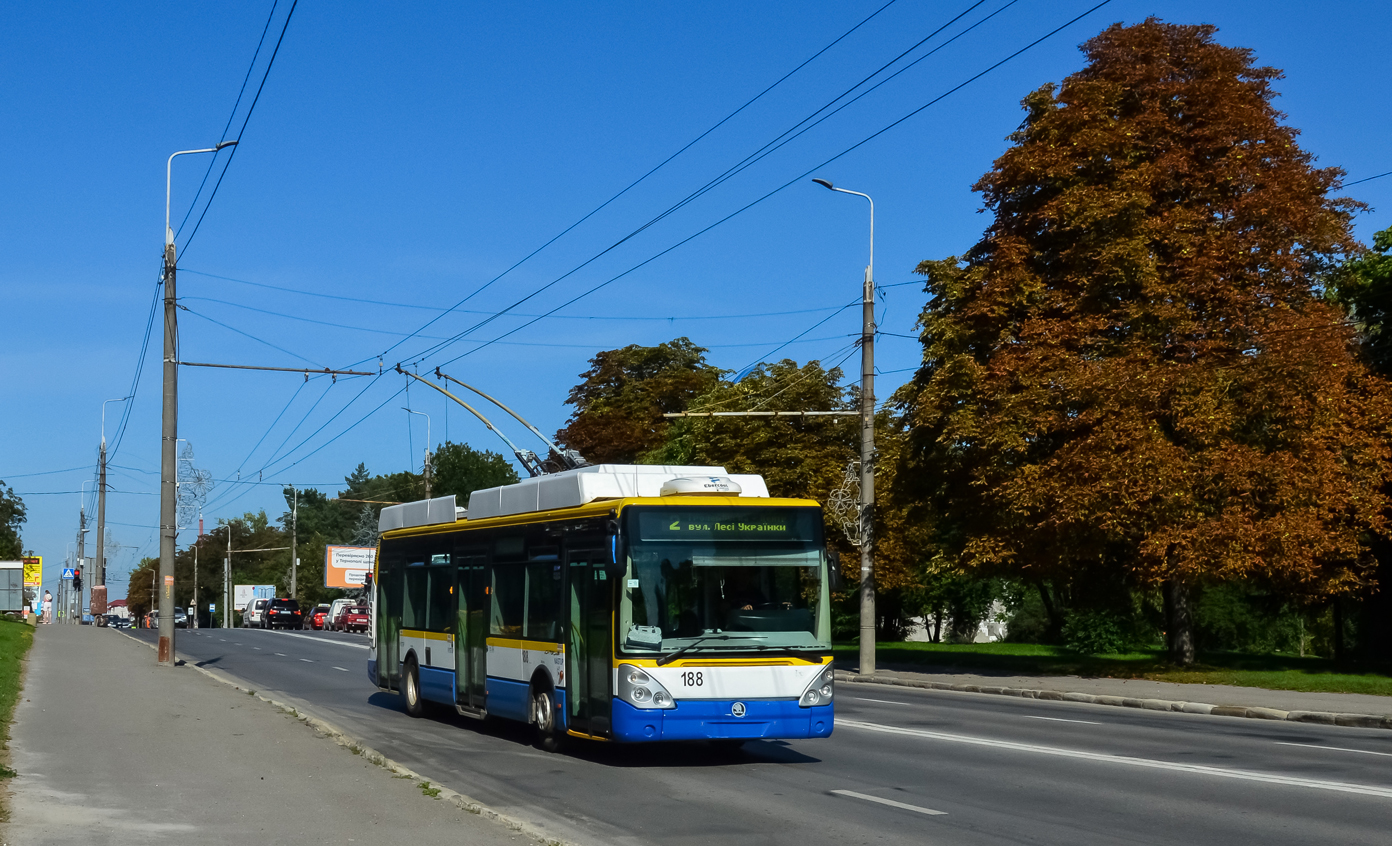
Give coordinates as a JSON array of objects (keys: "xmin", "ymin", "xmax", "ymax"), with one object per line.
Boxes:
[{"xmin": 618, "ymin": 506, "xmax": 831, "ymax": 656}]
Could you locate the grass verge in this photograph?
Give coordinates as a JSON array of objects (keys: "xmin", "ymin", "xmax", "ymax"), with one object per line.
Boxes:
[
  {"xmin": 0, "ymin": 617, "xmax": 35, "ymax": 817},
  {"xmin": 833, "ymin": 641, "xmax": 1392, "ymax": 698}
]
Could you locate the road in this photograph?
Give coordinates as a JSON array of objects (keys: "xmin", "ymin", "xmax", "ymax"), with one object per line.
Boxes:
[{"xmin": 134, "ymin": 627, "xmax": 1392, "ymax": 846}]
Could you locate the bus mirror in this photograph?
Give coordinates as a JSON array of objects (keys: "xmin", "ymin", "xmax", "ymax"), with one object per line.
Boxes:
[
  {"xmin": 827, "ymin": 550, "xmax": 845, "ymax": 592},
  {"xmin": 605, "ymin": 518, "xmax": 620, "ymax": 535}
]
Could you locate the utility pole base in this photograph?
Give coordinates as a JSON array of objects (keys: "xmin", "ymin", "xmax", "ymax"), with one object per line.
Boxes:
[{"xmin": 158, "ymin": 636, "xmax": 173, "ymax": 665}]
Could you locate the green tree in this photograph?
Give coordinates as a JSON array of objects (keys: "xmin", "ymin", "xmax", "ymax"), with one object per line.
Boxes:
[
  {"xmin": 0, "ymin": 481, "xmax": 25, "ymax": 559},
  {"xmin": 432, "ymin": 441, "xmax": 519, "ymax": 501},
  {"xmin": 1330, "ymin": 227, "xmax": 1392, "ymax": 377},
  {"xmin": 557, "ymin": 338, "xmax": 724, "ymax": 464},
  {"xmin": 894, "ymin": 19, "xmax": 1391, "ymax": 664}
]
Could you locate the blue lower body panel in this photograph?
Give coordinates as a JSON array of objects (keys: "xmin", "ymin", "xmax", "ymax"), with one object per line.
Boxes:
[
  {"xmin": 486, "ymin": 677, "xmax": 531, "ymax": 722},
  {"xmin": 419, "ymin": 667, "xmax": 455, "ymax": 705},
  {"xmin": 367, "ymin": 658, "xmax": 377, "ymax": 687},
  {"xmin": 611, "ymin": 698, "xmax": 834, "ymax": 742}
]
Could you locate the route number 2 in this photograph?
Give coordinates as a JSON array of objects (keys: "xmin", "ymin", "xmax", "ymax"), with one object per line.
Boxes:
[{"xmin": 680, "ymin": 671, "xmax": 704, "ymax": 687}]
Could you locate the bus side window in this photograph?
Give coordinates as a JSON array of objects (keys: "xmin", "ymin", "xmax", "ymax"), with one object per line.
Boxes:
[
  {"xmin": 427, "ymin": 565, "xmax": 454, "ymax": 633},
  {"xmin": 491, "ymin": 564, "xmax": 524, "ymax": 637},
  {"xmin": 403, "ymin": 566, "xmax": 428, "ymax": 631},
  {"xmin": 524, "ymin": 561, "xmax": 561, "ymax": 642}
]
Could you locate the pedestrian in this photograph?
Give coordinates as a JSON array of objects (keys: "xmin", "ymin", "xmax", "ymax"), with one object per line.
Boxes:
[{"xmin": 40, "ymin": 590, "xmax": 53, "ymax": 624}]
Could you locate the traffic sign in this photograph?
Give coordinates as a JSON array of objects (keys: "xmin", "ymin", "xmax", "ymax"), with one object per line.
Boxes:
[{"xmin": 61, "ymin": 568, "xmax": 75, "ymax": 580}]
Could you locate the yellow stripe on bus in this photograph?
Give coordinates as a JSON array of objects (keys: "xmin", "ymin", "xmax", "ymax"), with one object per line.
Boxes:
[
  {"xmin": 487, "ymin": 637, "xmax": 564, "ymax": 652},
  {"xmin": 401, "ymin": 629, "xmax": 453, "ymax": 643},
  {"xmin": 619, "ymin": 655, "xmax": 831, "ymax": 668}
]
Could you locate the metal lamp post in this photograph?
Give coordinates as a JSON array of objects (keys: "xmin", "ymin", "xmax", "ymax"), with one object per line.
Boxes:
[
  {"xmin": 158, "ymin": 140, "xmax": 236, "ymax": 666},
  {"xmin": 403, "ymin": 407, "xmax": 432, "ymax": 499},
  {"xmin": 813, "ymin": 177, "xmax": 877, "ymax": 677},
  {"xmin": 95, "ymin": 395, "xmax": 129, "ymax": 621}
]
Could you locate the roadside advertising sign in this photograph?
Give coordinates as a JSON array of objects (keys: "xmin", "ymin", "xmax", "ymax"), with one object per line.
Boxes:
[
  {"xmin": 233, "ymin": 584, "xmax": 276, "ymax": 608},
  {"xmin": 22, "ymin": 556, "xmax": 42, "ymax": 588},
  {"xmin": 325, "ymin": 546, "xmax": 376, "ymax": 588}
]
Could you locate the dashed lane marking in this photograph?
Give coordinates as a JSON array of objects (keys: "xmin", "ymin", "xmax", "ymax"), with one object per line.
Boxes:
[
  {"xmin": 1028, "ymin": 716, "xmax": 1101, "ymax": 725},
  {"xmin": 300, "ymin": 658, "xmax": 314, "ymax": 663},
  {"xmin": 275, "ymin": 653, "xmax": 287, "ymax": 657},
  {"xmin": 271, "ymin": 630, "xmax": 370, "ymax": 650},
  {"xmin": 850, "ymin": 697, "xmax": 910, "ymax": 706},
  {"xmin": 1276, "ymin": 742, "xmax": 1392, "ymax": 758},
  {"xmin": 831, "ymin": 790, "xmax": 946, "ymax": 816},
  {"xmin": 333, "ymin": 667, "xmax": 349, "ymax": 672},
  {"xmin": 838, "ymin": 719, "xmax": 1392, "ymax": 799}
]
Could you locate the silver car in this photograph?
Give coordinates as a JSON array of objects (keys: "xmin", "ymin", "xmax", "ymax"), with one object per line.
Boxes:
[{"xmin": 241, "ymin": 598, "xmax": 268, "ymax": 627}]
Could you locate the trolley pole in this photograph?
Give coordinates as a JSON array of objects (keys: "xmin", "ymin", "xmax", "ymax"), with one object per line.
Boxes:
[
  {"xmin": 813, "ymin": 178, "xmax": 876, "ymax": 676},
  {"xmin": 290, "ymin": 487, "xmax": 298, "ymax": 600}
]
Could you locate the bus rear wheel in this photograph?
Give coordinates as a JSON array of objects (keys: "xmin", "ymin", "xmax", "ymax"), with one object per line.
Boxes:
[
  {"xmin": 532, "ymin": 688, "xmax": 562, "ymax": 753},
  {"xmin": 403, "ymin": 659, "xmax": 424, "ymax": 718}
]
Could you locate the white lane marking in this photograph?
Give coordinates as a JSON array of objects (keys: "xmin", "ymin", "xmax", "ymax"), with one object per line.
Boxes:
[
  {"xmin": 831, "ymin": 790, "xmax": 946, "ymax": 816},
  {"xmin": 272, "ymin": 630, "xmax": 370, "ymax": 650},
  {"xmin": 1276, "ymin": 742, "xmax": 1392, "ymax": 759},
  {"xmin": 253, "ymin": 647, "xmax": 261, "ymax": 650},
  {"xmin": 1028, "ymin": 716, "xmax": 1101, "ymax": 725},
  {"xmin": 219, "ymin": 639, "xmax": 227, "ymax": 642},
  {"xmin": 851, "ymin": 697, "xmax": 911, "ymax": 706},
  {"xmin": 299, "ymin": 658, "xmax": 314, "ymax": 663},
  {"xmin": 333, "ymin": 666, "xmax": 349, "ymax": 672},
  {"xmin": 274, "ymin": 653, "xmax": 287, "ymax": 657},
  {"xmin": 838, "ymin": 719, "xmax": 1392, "ymax": 799}
]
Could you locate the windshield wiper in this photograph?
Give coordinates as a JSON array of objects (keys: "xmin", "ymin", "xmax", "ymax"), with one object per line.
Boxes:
[{"xmin": 656, "ymin": 634, "xmax": 765, "ymax": 666}]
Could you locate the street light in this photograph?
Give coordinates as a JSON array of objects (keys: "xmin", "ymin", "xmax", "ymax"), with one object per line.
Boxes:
[
  {"xmin": 96, "ymin": 396, "xmax": 129, "ymax": 613},
  {"xmin": 812, "ymin": 177, "xmax": 877, "ymax": 677},
  {"xmin": 158, "ymin": 139, "xmax": 237, "ymax": 667},
  {"xmin": 403, "ymin": 408, "xmax": 432, "ymax": 499}
]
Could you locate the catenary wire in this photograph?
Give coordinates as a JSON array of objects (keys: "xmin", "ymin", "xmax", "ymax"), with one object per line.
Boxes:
[
  {"xmin": 393, "ymin": 0, "xmax": 997, "ymax": 368},
  {"xmin": 426, "ymin": 0, "xmax": 1117, "ymax": 373},
  {"xmin": 370, "ymin": 0, "xmax": 904, "ymax": 364},
  {"xmin": 174, "ymin": 0, "xmax": 281, "ymax": 240}
]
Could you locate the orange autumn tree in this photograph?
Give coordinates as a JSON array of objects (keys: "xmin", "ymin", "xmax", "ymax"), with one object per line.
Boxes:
[{"xmin": 893, "ymin": 19, "xmax": 1391, "ymax": 663}]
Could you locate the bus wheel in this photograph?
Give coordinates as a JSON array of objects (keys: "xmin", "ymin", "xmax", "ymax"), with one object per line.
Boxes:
[
  {"xmin": 532, "ymin": 688, "xmax": 562, "ymax": 753},
  {"xmin": 403, "ymin": 658, "xmax": 424, "ymax": 718}
]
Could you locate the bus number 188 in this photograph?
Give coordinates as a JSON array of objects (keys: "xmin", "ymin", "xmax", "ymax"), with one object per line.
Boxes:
[{"xmin": 680, "ymin": 671, "xmax": 703, "ymax": 687}]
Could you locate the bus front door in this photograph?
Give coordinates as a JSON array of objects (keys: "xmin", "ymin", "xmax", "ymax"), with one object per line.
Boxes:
[
  {"xmin": 565, "ymin": 550, "xmax": 613, "ymax": 737},
  {"xmin": 455, "ymin": 560, "xmax": 487, "ymax": 711}
]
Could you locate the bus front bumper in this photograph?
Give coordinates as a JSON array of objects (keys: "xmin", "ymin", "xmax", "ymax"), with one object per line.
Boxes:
[{"xmin": 610, "ymin": 698, "xmax": 834, "ymax": 742}]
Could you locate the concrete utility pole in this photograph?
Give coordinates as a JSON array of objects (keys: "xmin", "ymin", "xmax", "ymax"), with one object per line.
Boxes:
[
  {"xmin": 77, "ymin": 507, "xmax": 87, "ymax": 624},
  {"xmin": 95, "ymin": 396, "xmax": 128, "ymax": 628},
  {"xmin": 290, "ymin": 488, "xmax": 298, "ymax": 600},
  {"xmin": 813, "ymin": 178, "xmax": 877, "ymax": 676},
  {"xmin": 160, "ymin": 141, "xmax": 236, "ymax": 665}
]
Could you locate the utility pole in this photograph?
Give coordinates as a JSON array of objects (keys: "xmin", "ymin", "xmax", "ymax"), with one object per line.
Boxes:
[
  {"xmin": 161, "ymin": 142, "xmax": 235, "ymax": 663},
  {"xmin": 290, "ymin": 487, "xmax": 298, "ymax": 600},
  {"xmin": 813, "ymin": 178, "xmax": 876, "ymax": 676},
  {"xmin": 76, "ymin": 510, "xmax": 86, "ymax": 624},
  {"xmin": 225, "ymin": 523, "xmax": 232, "ymax": 629}
]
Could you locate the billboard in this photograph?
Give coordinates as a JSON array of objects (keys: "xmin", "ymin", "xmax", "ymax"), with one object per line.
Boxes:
[
  {"xmin": 233, "ymin": 584, "xmax": 276, "ymax": 610},
  {"xmin": 325, "ymin": 546, "xmax": 376, "ymax": 588},
  {"xmin": 22, "ymin": 556, "xmax": 41, "ymax": 588}
]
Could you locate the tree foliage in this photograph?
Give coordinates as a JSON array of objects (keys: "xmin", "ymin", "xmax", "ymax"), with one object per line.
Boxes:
[
  {"xmin": 0, "ymin": 481, "xmax": 25, "ymax": 559},
  {"xmin": 431, "ymin": 441, "xmax": 518, "ymax": 501},
  {"xmin": 556, "ymin": 338, "xmax": 723, "ymax": 464},
  {"xmin": 1329, "ymin": 226, "xmax": 1392, "ymax": 378},
  {"xmin": 892, "ymin": 19, "xmax": 1391, "ymax": 662}
]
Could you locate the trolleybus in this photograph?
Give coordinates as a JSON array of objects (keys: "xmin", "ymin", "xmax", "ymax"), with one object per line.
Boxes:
[{"xmin": 369, "ymin": 464, "xmax": 836, "ymax": 749}]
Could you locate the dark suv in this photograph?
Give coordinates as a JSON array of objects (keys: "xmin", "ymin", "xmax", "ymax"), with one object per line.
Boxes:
[{"xmin": 263, "ymin": 598, "xmax": 303, "ymax": 630}]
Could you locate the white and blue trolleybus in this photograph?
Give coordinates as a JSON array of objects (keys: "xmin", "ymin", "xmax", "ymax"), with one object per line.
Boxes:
[{"xmin": 368, "ymin": 464, "xmax": 836, "ymax": 749}]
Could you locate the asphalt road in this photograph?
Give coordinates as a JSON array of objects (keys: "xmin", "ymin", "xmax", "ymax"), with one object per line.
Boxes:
[{"xmin": 134, "ymin": 627, "xmax": 1392, "ymax": 846}]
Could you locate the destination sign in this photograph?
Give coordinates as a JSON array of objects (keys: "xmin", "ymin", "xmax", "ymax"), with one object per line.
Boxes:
[{"xmin": 635, "ymin": 507, "xmax": 818, "ymax": 543}]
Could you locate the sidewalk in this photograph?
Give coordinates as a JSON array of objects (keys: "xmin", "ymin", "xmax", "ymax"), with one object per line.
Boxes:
[
  {"xmin": 3, "ymin": 625, "xmax": 529, "ymax": 846},
  {"xmin": 836, "ymin": 662, "xmax": 1392, "ymax": 727}
]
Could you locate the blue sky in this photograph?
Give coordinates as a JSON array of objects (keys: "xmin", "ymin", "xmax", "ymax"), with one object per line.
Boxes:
[{"xmin": 3, "ymin": 1, "xmax": 1389, "ymax": 604}]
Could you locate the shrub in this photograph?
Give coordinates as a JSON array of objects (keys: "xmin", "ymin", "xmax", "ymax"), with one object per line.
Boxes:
[{"xmin": 1062, "ymin": 610, "xmax": 1126, "ymax": 655}]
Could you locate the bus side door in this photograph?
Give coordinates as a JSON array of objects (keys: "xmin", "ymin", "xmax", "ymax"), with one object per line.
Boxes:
[
  {"xmin": 565, "ymin": 548, "xmax": 613, "ymax": 737},
  {"xmin": 455, "ymin": 555, "xmax": 488, "ymax": 711}
]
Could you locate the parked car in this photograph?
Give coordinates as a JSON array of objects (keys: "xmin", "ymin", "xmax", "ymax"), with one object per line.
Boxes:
[
  {"xmin": 242, "ymin": 598, "xmax": 268, "ymax": 628},
  {"xmin": 327, "ymin": 598, "xmax": 355, "ymax": 626},
  {"xmin": 263, "ymin": 598, "xmax": 302, "ymax": 630},
  {"xmin": 302, "ymin": 604, "xmax": 332, "ymax": 630},
  {"xmin": 332, "ymin": 605, "xmax": 369, "ymax": 633}
]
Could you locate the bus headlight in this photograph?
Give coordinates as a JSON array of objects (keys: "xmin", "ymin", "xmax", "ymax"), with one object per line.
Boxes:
[
  {"xmin": 618, "ymin": 664, "xmax": 676, "ymax": 710},
  {"xmin": 800, "ymin": 666, "xmax": 834, "ymax": 707}
]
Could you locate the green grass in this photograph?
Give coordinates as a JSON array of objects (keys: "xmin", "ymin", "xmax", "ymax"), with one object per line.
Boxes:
[
  {"xmin": 0, "ymin": 617, "xmax": 35, "ymax": 814},
  {"xmin": 833, "ymin": 641, "xmax": 1392, "ymax": 698}
]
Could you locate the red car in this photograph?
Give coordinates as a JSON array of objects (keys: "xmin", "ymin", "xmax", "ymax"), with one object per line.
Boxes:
[
  {"xmin": 332, "ymin": 605, "xmax": 369, "ymax": 633},
  {"xmin": 302, "ymin": 604, "xmax": 331, "ymax": 630}
]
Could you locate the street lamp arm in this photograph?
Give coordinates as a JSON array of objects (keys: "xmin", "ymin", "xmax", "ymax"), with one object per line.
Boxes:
[{"xmin": 165, "ymin": 141, "xmax": 238, "ymax": 248}]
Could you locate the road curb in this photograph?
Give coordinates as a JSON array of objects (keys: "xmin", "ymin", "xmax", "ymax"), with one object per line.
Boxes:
[
  {"xmin": 833, "ymin": 670, "xmax": 1392, "ymax": 731},
  {"xmin": 117, "ymin": 631, "xmax": 580, "ymax": 846}
]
